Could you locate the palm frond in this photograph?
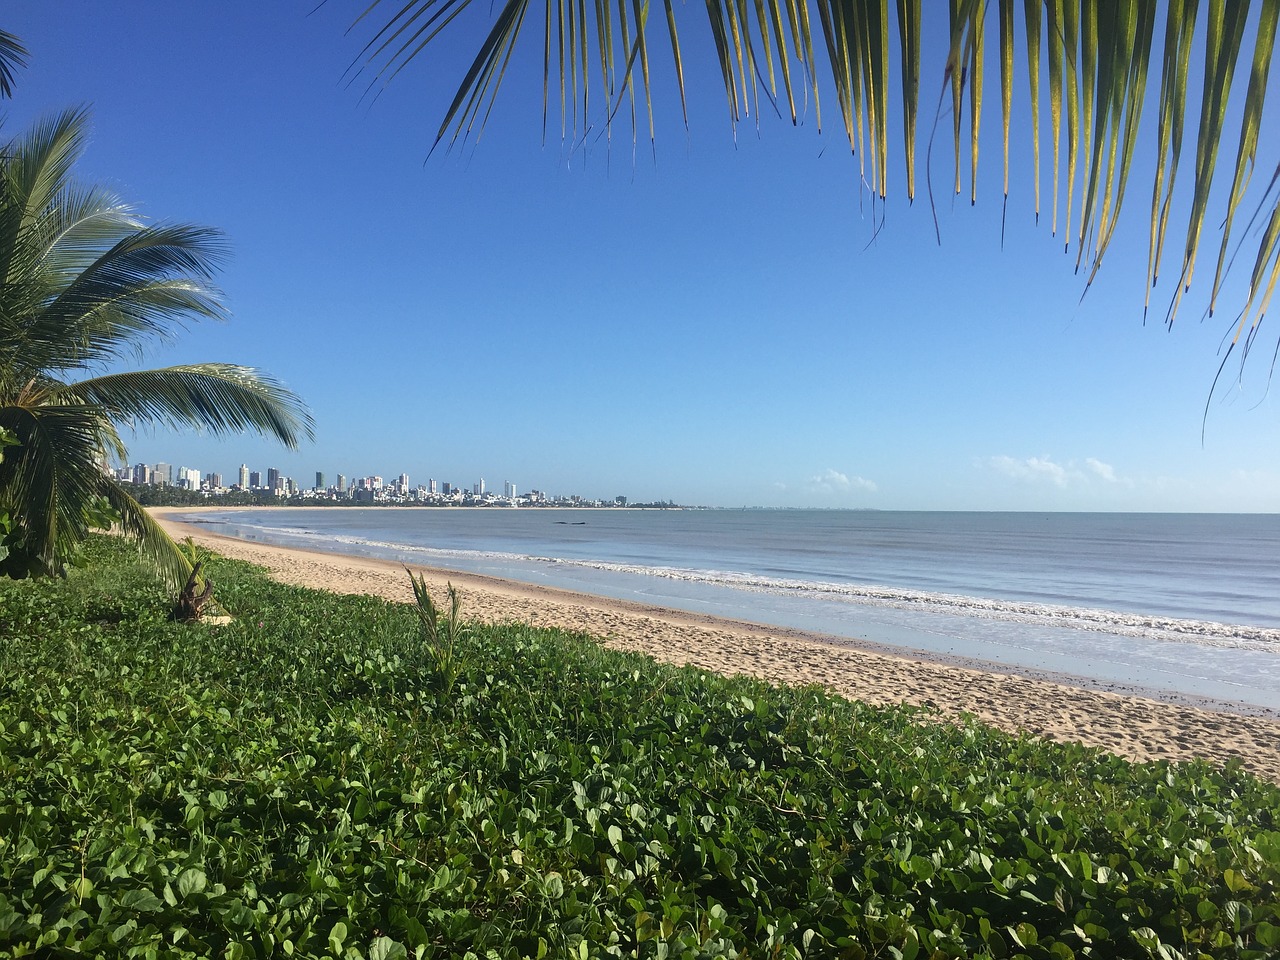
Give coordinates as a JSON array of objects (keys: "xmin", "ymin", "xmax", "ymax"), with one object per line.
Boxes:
[
  {"xmin": 62, "ymin": 365, "xmax": 315, "ymax": 449},
  {"xmin": 100, "ymin": 481, "xmax": 193, "ymax": 590},
  {"xmin": 0, "ymin": 29, "xmax": 28, "ymax": 99},
  {"xmin": 0, "ymin": 109, "xmax": 95, "ymax": 268},
  {"xmin": 23, "ymin": 224, "xmax": 228, "ymax": 371},
  {"xmin": 0, "ymin": 402, "xmax": 115, "ymax": 575},
  {"xmin": 347, "ymin": 0, "xmax": 1280, "ymax": 343}
]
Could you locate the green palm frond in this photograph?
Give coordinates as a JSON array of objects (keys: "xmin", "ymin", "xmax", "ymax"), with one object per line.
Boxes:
[
  {"xmin": 29, "ymin": 224, "xmax": 229, "ymax": 368},
  {"xmin": 100, "ymin": 480, "xmax": 194, "ymax": 589},
  {"xmin": 64, "ymin": 365, "xmax": 315, "ymax": 449},
  {"xmin": 348, "ymin": 0, "xmax": 1280, "ymax": 339},
  {"xmin": 0, "ymin": 402, "xmax": 115, "ymax": 575},
  {"xmin": 0, "ymin": 29, "xmax": 28, "ymax": 100}
]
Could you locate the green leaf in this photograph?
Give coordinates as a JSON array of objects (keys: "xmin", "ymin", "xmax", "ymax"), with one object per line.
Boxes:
[
  {"xmin": 1256, "ymin": 921, "xmax": 1280, "ymax": 949},
  {"xmin": 369, "ymin": 937, "xmax": 409, "ymax": 960},
  {"xmin": 329, "ymin": 920, "xmax": 348, "ymax": 955},
  {"xmin": 117, "ymin": 889, "xmax": 164, "ymax": 913},
  {"xmin": 177, "ymin": 867, "xmax": 208, "ymax": 898}
]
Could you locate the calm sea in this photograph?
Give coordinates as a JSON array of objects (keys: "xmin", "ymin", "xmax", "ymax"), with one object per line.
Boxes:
[{"xmin": 185, "ymin": 509, "xmax": 1280, "ymax": 712}]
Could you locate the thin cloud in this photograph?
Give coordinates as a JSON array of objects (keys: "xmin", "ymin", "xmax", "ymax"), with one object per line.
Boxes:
[
  {"xmin": 988, "ymin": 455, "xmax": 1069, "ymax": 487},
  {"xmin": 1085, "ymin": 458, "xmax": 1117, "ymax": 482},
  {"xmin": 988, "ymin": 455, "xmax": 1127, "ymax": 488},
  {"xmin": 808, "ymin": 468, "xmax": 877, "ymax": 494}
]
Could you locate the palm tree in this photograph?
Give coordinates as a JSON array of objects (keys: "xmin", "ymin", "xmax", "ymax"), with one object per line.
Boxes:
[
  {"xmin": 346, "ymin": 0, "xmax": 1280, "ymax": 372},
  {"xmin": 0, "ymin": 107, "xmax": 313, "ymax": 586}
]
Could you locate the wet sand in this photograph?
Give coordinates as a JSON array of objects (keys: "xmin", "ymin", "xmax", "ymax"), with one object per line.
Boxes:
[{"xmin": 155, "ymin": 509, "xmax": 1280, "ymax": 783}]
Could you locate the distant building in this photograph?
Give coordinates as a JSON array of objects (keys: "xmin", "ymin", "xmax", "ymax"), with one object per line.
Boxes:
[
  {"xmin": 153, "ymin": 462, "xmax": 172, "ymax": 485},
  {"xmin": 478, "ymin": 477, "xmax": 485, "ymax": 495},
  {"xmin": 267, "ymin": 467, "xmax": 280, "ymax": 491},
  {"xmin": 239, "ymin": 464, "xmax": 249, "ymax": 488},
  {"xmin": 315, "ymin": 471, "xmax": 325, "ymax": 491},
  {"xmin": 504, "ymin": 480, "xmax": 516, "ymax": 498},
  {"xmin": 427, "ymin": 478, "xmax": 437, "ymax": 495},
  {"xmin": 132, "ymin": 463, "xmax": 150, "ymax": 485},
  {"xmin": 337, "ymin": 474, "xmax": 347, "ymax": 494},
  {"xmin": 249, "ymin": 470, "xmax": 262, "ymax": 489},
  {"xmin": 442, "ymin": 482, "xmax": 452, "ymax": 496}
]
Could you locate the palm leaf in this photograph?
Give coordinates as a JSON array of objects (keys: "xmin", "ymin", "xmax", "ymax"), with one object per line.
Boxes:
[
  {"xmin": 61, "ymin": 365, "xmax": 315, "ymax": 449},
  {"xmin": 0, "ymin": 29, "xmax": 28, "ymax": 100},
  {"xmin": 342, "ymin": 2, "xmax": 1280, "ymax": 377},
  {"xmin": 0, "ymin": 401, "xmax": 114, "ymax": 575},
  {"xmin": 100, "ymin": 480, "xmax": 194, "ymax": 590}
]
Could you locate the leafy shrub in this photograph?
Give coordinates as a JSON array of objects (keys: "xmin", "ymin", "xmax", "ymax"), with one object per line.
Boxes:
[{"xmin": 1, "ymin": 536, "xmax": 1277, "ymax": 958}]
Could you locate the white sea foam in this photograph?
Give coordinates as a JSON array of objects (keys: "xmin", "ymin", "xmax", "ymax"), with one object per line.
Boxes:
[{"xmin": 232, "ymin": 523, "xmax": 1280, "ymax": 654}]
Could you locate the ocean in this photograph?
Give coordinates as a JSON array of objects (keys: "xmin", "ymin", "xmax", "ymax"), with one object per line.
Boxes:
[{"xmin": 184, "ymin": 508, "xmax": 1280, "ymax": 712}]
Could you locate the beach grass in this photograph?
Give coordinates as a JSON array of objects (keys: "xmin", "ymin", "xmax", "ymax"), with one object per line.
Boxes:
[{"xmin": 2, "ymin": 536, "xmax": 1279, "ymax": 959}]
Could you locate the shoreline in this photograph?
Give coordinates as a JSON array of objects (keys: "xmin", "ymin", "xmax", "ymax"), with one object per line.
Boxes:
[{"xmin": 153, "ymin": 508, "xmax": 1280, "ymax": 782}]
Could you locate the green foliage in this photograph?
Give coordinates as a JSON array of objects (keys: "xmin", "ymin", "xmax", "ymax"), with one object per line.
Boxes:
[
  {"xmin": 2, "ymin": 536, "xmax": 1279, "ymax": 958},
  {"xmin": 0, "ymin": 427, "xmax": 15, "ymax": 566},
  {"xmin": 406, "ymin": 571, "xmax": 467, "ymax": 700}
]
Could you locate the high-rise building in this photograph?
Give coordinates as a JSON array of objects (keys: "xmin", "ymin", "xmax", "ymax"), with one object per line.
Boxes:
[
  {"xmin": 337, "ymin": 474, "xmax": 347, "ymax": 494},
  {"xmin": 427, "ymin": 478, "xmax": 437, "ymax": 495},
  {"xmin": 315, "ymin": 471, "xmax": 325, "ymax": 491},
  {"xmin": 442, "ymin": 482, "xmax": 452, "ymax": 496},
  {"xmin": 132, "ymin": 462, "xmax": 150, "ymax": 485},
  {"xmin": 206, "ymin": 472, "xmax": 223, "ymax": 489},
  {"xmin": 249, "ymin": 470, "xmax": 262, "ymax": 489},
  {"xmin": 239, "ymin": 464, "xmax": 249, "ymax": 488},
  {"xmin": 478, "ymin": 477, "xmax": 485, "ymax": 495},
  {"xmin": 153, "ymin": 462, "xmax": 172, "ymax": 485},
  {"xmin": 504, "ymin": 480, "xmax": 516, "ymax": 498},
  {"xmin": 267, "ymin": 467, "xmax": 280, "ymax": 491}
]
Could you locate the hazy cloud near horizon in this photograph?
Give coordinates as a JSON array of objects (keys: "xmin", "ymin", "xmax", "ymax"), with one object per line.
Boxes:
[
  {"xmin": 986, "ymin": 455, "xmax": 1124, "ymax": 489},
  {"xmin": 808, "ymin": 469, "xmax": 878, "ymax": 495}
]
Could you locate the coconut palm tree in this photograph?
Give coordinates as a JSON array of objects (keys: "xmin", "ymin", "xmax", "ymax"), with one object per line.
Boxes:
[
  {"xmin": 0, "ymin": 107, "xmax": 313, "ymax": 586},
  {"xmin": 346, "ymin": 0, "xmax": 1280, "ymax": 369}
]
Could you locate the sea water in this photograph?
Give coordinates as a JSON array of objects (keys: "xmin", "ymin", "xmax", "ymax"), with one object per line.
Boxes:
[{"xmin": 184, "ymin": 509, "xmax": 1280, "ymax": 711}]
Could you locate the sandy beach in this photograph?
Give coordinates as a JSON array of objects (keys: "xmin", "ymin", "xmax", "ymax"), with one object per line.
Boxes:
[{"xmin": 155, "ymin": 509, "xmax": 1280, "ymax": 783}]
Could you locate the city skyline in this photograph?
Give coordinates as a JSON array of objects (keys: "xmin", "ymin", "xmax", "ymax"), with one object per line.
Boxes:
[{"xmin": 114, "ymin": 456, "xmax": 630, "ymax": 505}]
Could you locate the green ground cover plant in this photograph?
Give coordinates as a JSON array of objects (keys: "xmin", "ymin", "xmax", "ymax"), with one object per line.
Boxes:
[{"xmin": 1, "ymin": 537, "xmax": 1278, "ymax": 959}]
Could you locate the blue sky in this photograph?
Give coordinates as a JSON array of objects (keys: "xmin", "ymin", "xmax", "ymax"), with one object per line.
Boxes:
[{"xmin": 7, "ymin": 2, "xmax": 1280, "ymax": 510}]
